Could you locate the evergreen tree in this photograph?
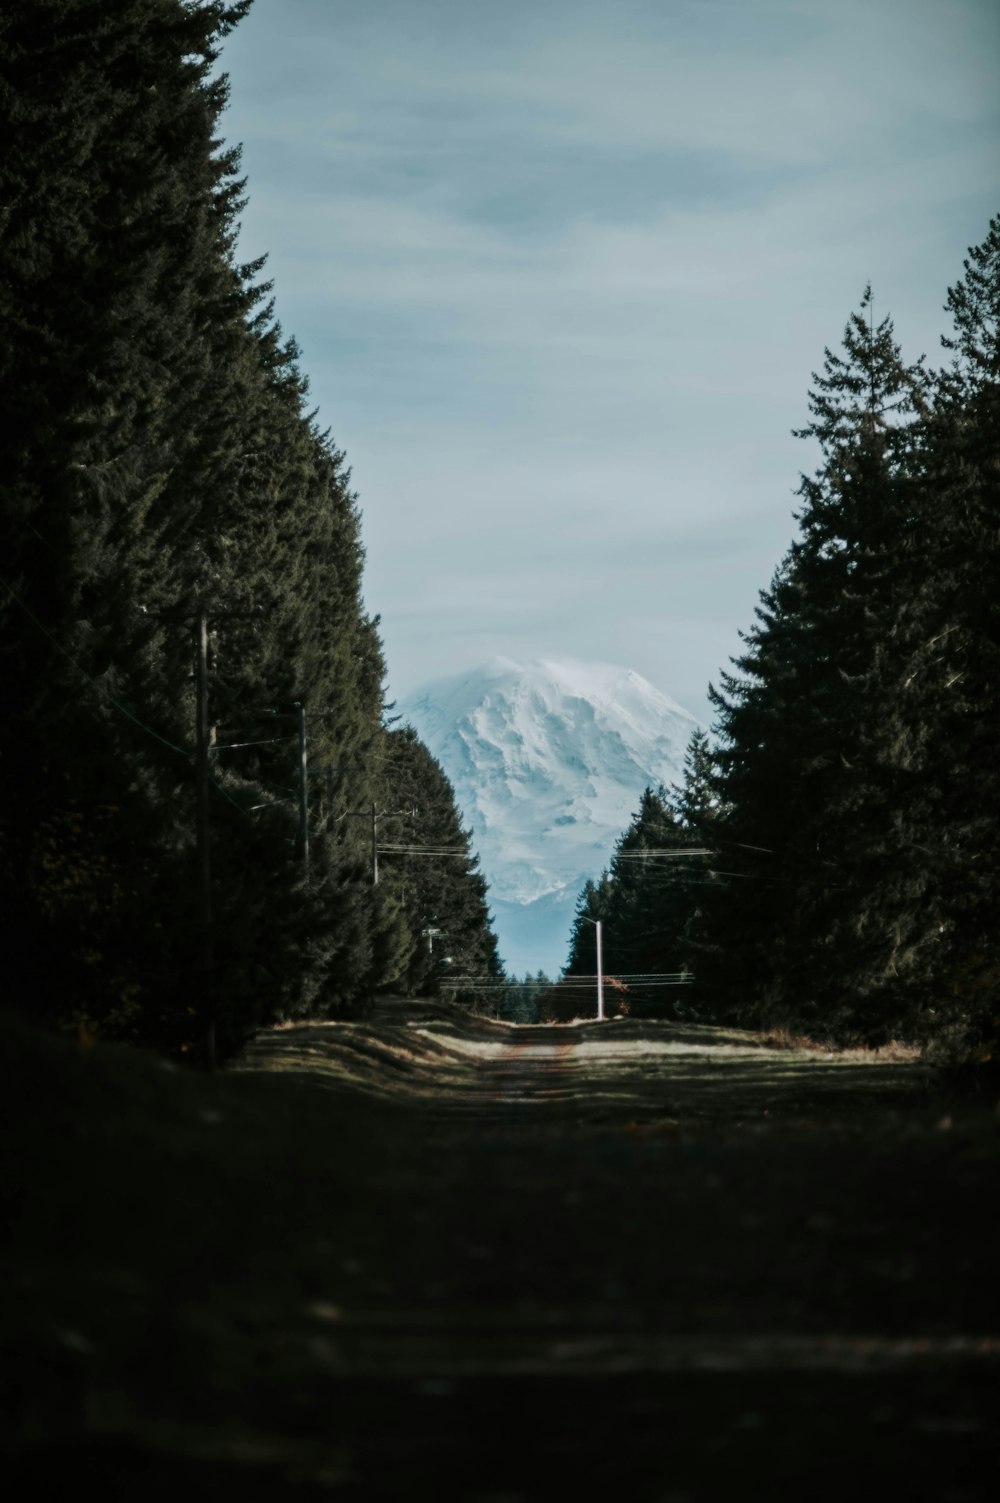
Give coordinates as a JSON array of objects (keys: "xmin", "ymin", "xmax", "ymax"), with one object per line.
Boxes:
[
  {"xmin": 884, "ymin": 218, "xmax": 1000, "ymax": 1056},
  {"xmin": 564, "ymin": 235, "xmax": 999, "ymax": 1052},
  {"xmin": 1, "ymin": 0, "xmax": 262, "ymax": 1047},
  {"xmin": 700, "ymin": 289, "xmax": 932, "ymax": 1039},
  {"xmin": 0, "ymin": 0, "xmax": 392, "ymax": 1053},
  {"xmin": 564, "ymin": 874, "xmax": 612, "ymax": 977},
  {"xmin": 564, "ymin": 787, "xmax": 702, "ymax": 1015},
  {"xmin": 377, "ymin": 726, "xmax": 503, "ymax": 1001},
  {"xmin": 604, "ymin": 788, "xmax": 687, "ymax": 1006},
  {"xmin": 671, "ymin": 729, "xmax": 719, "ymax": 838},
  {"xmin": 665, "ymin": 729, "xmax": 722, "ymax": 1004}
]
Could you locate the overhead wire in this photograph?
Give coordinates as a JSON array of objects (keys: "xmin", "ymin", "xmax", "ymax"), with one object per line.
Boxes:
[
  {"xmin": 1, "ymin": 574, "xmax": 192, "ymax": 762},
  {"xmin": 212, "ymin": 735, "xmax": 297, "ymax": 751},
  {"xmin": 0, "ymin": 580, "xmax": 850, "ymax": 890},
  {"xmin": 612, "ymin": 848, "xmax": 713, "ymax": 859},
  {"xmin": 442, "ymin": 973, "xmax": 693, "ymax": 985},
  {"xmin": 1, "ymin": 576, "xmax": 282, "ymax": 822},
  {"xmin": 379, "ymin": 845, "xmax": 470, "ymax": 857}
]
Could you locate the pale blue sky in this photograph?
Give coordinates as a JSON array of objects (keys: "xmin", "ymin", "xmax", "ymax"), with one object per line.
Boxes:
[{"xmin": 219, "ymin": 0, "xmax": 999, "ymax": 719}]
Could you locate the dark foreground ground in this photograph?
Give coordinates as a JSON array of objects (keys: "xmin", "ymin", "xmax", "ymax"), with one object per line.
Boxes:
[{"xmin": 2, "ymin": 1000, "xmax": 998, "ymax": 1499}]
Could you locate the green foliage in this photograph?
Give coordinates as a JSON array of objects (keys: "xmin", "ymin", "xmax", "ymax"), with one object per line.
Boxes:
[
  {"xmin": 566, "ymin": 224, "xmax": 999, "ymax": 1058},
  {"xmin": 901, "ymin": 215, "xmax": 1000, "ymax": 1052},
  {"xmin": 499, "ymin": 972, "xmax": 552, "ymax": 1024},
  {"xmin": 691, "ymin": 287, "xmax": 943, "ymax": 1039},
  {"xmin": 698, "ymin": 233, "xmax": 1000, "ymax": 1050},
  {"xmin": 376, "ymin": 727, "xmax": 503, "ymax": 1000},
  {"xmin": 0, "ymin": 1, "xmax": 499, "ymax": 1056},
  {"xmin": 564, "ymin": 774, "xmax": 710, "ymax": 1016}
]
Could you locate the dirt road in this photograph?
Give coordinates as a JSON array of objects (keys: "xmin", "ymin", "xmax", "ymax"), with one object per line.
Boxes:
[{"xmin": 4, "ymin": 1002, "xmax": 998, "ymax": 1497}]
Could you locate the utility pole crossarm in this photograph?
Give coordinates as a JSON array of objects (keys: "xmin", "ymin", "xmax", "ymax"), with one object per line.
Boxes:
[{"xmin": 342, "ymin": 804, "xmax": 415, "ymax": 885}]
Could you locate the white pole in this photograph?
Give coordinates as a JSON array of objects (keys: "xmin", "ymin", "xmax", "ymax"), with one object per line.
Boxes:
[{"xmin": 596, "ymin": 919, "xmax": 605, "ymax": 1021}]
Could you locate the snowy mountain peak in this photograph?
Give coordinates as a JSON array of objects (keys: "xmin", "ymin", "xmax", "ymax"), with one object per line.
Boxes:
[{"xmin": 398, "ymin": 658, "xmax": 701, "ymax": 975}]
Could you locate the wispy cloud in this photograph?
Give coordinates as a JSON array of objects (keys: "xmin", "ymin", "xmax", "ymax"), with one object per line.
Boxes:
[{"xmin": 222, "ymin": 0, "xmax": 1000, "ymax": 718}]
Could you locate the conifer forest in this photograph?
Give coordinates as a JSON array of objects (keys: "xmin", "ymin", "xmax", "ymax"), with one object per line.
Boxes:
[
  {"xmin": 568, "ymin": 264, "xmax": 1000, "ymax": 1066},
  {"xmin": 2, "ymin": 4, "xmax": 999, "ymax": 1494},
  {"xmin": 1, "ymin": 0, "xmax": 501, "ymax": 1060},
  {"xmin": 3, "ymin": 0, "xmax": 996, "ymax": 1063}
]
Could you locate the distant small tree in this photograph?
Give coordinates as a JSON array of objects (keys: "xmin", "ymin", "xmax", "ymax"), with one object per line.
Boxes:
[{"xmin": 377, "ymin": 726, "xmax": 503, "ymax": 1000}]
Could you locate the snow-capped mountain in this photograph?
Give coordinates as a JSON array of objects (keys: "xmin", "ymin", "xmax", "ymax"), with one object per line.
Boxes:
[{"xmin": 397, "ymin": 657, "xmax": 701, "ymax": 976}]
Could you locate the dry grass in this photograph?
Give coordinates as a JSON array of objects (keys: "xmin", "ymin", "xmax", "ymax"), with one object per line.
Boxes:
[{"xmin": 761, "ymin": 1026, "xmax": 920, "ymax": 1062}]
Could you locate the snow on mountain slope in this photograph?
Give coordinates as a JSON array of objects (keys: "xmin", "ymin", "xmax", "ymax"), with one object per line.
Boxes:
[{"xmin": 397, "ymin": 657, "xmax": 701, "ymax": 975}]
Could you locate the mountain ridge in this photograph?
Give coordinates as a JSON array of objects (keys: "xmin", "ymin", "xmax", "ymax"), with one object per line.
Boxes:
[{"xmin": 398, "ymin": 657, "xmax": 701, "ymax": 975}]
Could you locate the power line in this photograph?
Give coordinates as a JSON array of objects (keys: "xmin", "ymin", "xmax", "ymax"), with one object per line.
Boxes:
[
  {"xmin": 442, "ymin": 972, "xmax": 693, "ymax": 984},
  {"xmin": 613, "ymin": 848, "xmax": 713, "ymax": 860},
  {"xmin": 1, "ymin": 575, "xmax": 191, "ymax": 762},
  {"xmin": 212, "ymin": 735, "xmax": 297, "ymax": 751},
  {"xmin": 379, "ymin": 845, "xmax": 469, "ymax": 857}
]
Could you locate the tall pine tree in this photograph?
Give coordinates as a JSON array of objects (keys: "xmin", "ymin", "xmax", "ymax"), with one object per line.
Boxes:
[
  {"xmin": 879, "ymin": 219, "xmax": 1000, "ymax": 1057},
  {"xmin": 0, "ymin": 1, "xmax": 394, "ymax": 1052},
  {"xmin": 701, "ymin": 289, "xmax": 932, "ymax": 1039},
  {"xmin": 378, "ymin": 726, "xmax": 503, "ymax": 1000}
]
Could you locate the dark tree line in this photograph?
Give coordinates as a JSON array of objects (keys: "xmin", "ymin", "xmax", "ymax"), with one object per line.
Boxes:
[
  {"xmin": 563, "ymin": 733, "xmax": 717, "ymax": 1014},
  {"xmin": 374, "ymin": 726, "xmax": 503, "ymax": 999},
  {"xmin": 0, "ymin": 0, "xmax": 499, "ymax": 1056},
  {"xmin": 567, "ymin": 221, "xmax": 999, "ymax": 1060}
]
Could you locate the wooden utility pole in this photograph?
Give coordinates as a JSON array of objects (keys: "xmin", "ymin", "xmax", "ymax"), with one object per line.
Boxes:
[
  {"xmin": 307, "ymin": 764, "xmax": 336, "ymax": 834},
  {"xmin": 296, "ymin": 701, "xmax": 309, "ymax": 878},
  {"xmin": 595, "ymin": 917, "xmax": 605, "ymax": 1023},
  {"xmin": 194, "ymin": 605, "xmax": 212, "ymax": 937},
  {"xmin": 370, "ymin": 800, "xmax": 378, "ymax": 885},
  {"xmin": 168, "ymin": 599, "xmax": 258, "ymax": 1066},
  {"xmin": 194, "ymin": 604, "xmax": 216, "ymax": 1066}
]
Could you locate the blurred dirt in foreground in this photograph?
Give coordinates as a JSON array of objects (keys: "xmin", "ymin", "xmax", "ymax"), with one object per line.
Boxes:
[{"xmin": 2, "ymin": 1000, "xmax": 998, "ymax": 1498}]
